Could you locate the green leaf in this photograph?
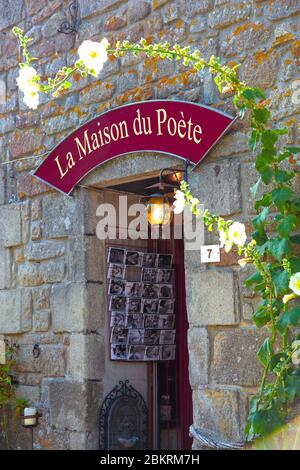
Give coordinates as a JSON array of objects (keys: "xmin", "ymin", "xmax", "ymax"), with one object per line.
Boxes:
[
  {"xmin": 257, "ymin": 241, "xmax": 271, "ymax": 257},
  {"xmin": 260, "ymin": 166, "xmax": 273, "ymax": 184},
  {"xmin": 253, "ymin": 207, "xmax": 269, "ymax": 229},
  {"xmin": 277, "ymin": 214, "xmax": 298, "ymax": 238},
  {"xmin": 261, "ymin": 130, "xmax": 278, "ymax": 149},
  {"xmin": 268, "ymin": 237, "xmax": 291, "ymax": 261},
  {"xmin": 271, "ymin": 269, "xmax": 290, "ymax": 296},
  {"xmin": 277, "ymin": 305, "xmax": 300, "ymax": 334},
  {"xmin": 249, "ymin": 130, "xmax": 260, "ymax": 151},
  {"xmin": 271, "ymin": 187, "xmax": 293, "ymax": 213},
  {"xmin": 242, "ymin": 88, "xmax": 266, "ymax": 101},
  {"xmin": 249, "ymin": 405, "xmax": 284, "ymax": 438},
  {"xmin": 245, "ymin": 270, "xmax": 263, "ymax": 288},
  {"xmin": 270, "ymin": 353, "xmax": 286, "ymax": 371},
  {"xmin": 257, "ymin": 338, "xmax": 272, "ymax": 367},
  {"xmin": 290, "ymin": 257, "xmax": 300, "ymax": 273},
  {"xmin": 253, "ymin": 305, "xmax": 271, "ymax": 328},
  {"xmin": 286, "ymin": 146, "xmax": 300, "ymax": 154},
  {"xmin": 253, "ymin": 107, "xmax": 270, "ymax": 124},
  {"xmin": 255, "ymin": 148, "xmax": 276, "ymax": 172},
  {"xmin": 274, "ymin": 169, "xmax": 294, "ymax": 183},
  {"xmin": 290, "ymin": 235, "xmax": 300, "ymax": 244},
  {"xmin": 252, "ymin": 229, "xmax": 268, "ymax": 246},
  {"xmin": 255, "ymin": 193, "xmax": 272, "ymax": 211},
  {"xmin": 285, "ymin": 373, "xmax": 300, "ymax": 402},
  {"xmin": 250, "ymin": 177, "xmax": 262, "ymax": 198}
]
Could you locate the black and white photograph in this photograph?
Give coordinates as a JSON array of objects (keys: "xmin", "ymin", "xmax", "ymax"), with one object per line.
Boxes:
[
  {"xmin": 107, "ymin": 247, "xmax": 125, "ymax": 265},
  {"xmin": 156, "ymin": 269, "xmax": 173, "ymax": 283},
  {"xmin": 111, "ymin": 343, "xmax": 128, "ymax": 360},
  {"xmin": 159, "ymin": 284, "xmax": 173, "ymax": 299},
  {"xmin": 125, "ymin": 251, "xmax": 141, "ymax": 266},
  {"xmin": 124, "ymin": 281, "xmax": 141, "ymax": 297},
  {"xmin": 127, "ymin": 314, "xmax": 144, "ymax": 329},
  {"xmin": 126, "ymin": 298, "xmax": 141, "ymax": 313},
  {"xmin": 142, "ymin": 253, "xmax": 157, "ymax": 268},
  {"xmin": 107, "ymin": 263, "xmax": 125, "ymax": 279},
  {"xmin": 110, "ymin": 327, "xmax": 128, "ymax": 344},
  {"xmin": 160, "ymin": 345, "xmax": 176, "ymax": 361},
  {"xmin": 142, "ymin": 283, "xmax": 159, "ymax": 299},
  {"xmin": 144, "ymin": 329, "xmax": 160, "ymax": 345},
  {"xmin": 142, "ymin": 268, "xmax": 157, "ymax": 283},
  {"xmin": 108, "ymin": 279, "xmax": 125, "ymax": 295},
  {"xmin": 160, "ymin": 329, "xmax": 176, "ymax": 345},
  {"xmin": 145, "ymin": 346, "xmax": 160, "ymax": 361},
  {"xmin": 144, "ymin": 314, "xmax": 160, "ymax": 329},
  {"xmin": 158, "ymin": 315, "xmax": 175, "ymax": 329},
  {"xmin": 157, "ymin": 254, "xmax": 173, "ymax": 269},
  {"xmin": 158, "ymin": 299, "xmax": 175, "ymax": 314},
  {"xmin": 110, "ymin": 312, "xmax": 127, "ymax": 327},
  {"xmin": 128, "ymin": 345, "xmax": 145, "ymax": 361},
  {"xmin": 109, "ymin": 295, "xmax": 126, "ymax": 312},
  {"xmin": 128, "ymin": 329, "xmax": 144, "ymax": 344},
  {"xmin": 142, "ymin": 299, "xmax": 159, "ymax": 314}
]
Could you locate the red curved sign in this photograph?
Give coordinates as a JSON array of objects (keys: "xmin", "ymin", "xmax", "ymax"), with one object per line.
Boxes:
[{"xmin": 34, "ymin": 100, "xmax": 235, "ymax": 195}]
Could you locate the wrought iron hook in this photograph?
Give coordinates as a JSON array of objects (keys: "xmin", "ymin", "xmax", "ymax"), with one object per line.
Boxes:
[{"xmin": 58, "ymin": 0, "xmax": 81, "ymax": 35}]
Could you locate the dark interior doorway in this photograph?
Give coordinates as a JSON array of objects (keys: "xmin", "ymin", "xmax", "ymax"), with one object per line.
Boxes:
[{"xmin": 106, "ymin": 177, "xmax": 193, "ymax": 450}]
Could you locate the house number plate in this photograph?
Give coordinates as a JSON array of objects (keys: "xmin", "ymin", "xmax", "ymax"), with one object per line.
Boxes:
[{"xmin": 200, "ymin": 245, "xmax": 220, "ymax": 263}]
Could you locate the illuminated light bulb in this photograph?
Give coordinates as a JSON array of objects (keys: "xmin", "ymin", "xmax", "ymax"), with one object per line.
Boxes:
[{"xmin": 146, "ymin": 196, "xmax": 173, "ymax": 226}]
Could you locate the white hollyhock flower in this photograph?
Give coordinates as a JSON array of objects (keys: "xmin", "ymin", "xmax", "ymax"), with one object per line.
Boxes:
[
  {"xmin": 289, "ymin": 273, "xmax": 300, "ymax": 296},
  {"xmin": 16, "ymin": 66, "xmax": 39, "ymax": 94},
  {"xmin": 173, "ymin": 190, "xmax": 186, "ymax": 214},
  {"xmin": 16, "ymin": 66, "xmax": 40, "ymax": 109},
  {"xmin": 228, "ymin": 221, "xmax": 247, "ymax": 246},
  {"xmin": 23, "ymin": 91, "xmax": 39, "ymax": 110},
  {"xmin": 218, "ymin": 229, "xmax": 233, "ymax": 252},
  {"xmin": 78, "ymin": 39, "xmax": 109, "ymax": 76},
  {"xmin": 174, "ymin": 189, "xmax": 185, "ymax": 201}
]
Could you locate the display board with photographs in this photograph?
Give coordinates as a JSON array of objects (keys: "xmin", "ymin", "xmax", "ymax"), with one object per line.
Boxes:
[{"xmin": 107, "ymin": 246, "xmax": 176, "ymax": 361}]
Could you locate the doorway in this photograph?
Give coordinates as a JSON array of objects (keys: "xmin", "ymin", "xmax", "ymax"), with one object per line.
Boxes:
[{"xmin": 97, "ymin": 175, "xmax": 192, "ymax": 450}]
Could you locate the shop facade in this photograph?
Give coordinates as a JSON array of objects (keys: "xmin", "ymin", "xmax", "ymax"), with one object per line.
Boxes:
[{"xmin": 0, "ymin": 0, "xmax": 299, "ymax": 450}]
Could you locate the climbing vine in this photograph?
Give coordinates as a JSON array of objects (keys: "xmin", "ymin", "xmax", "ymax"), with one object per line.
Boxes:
[
  {"xmin": 0, "ymin": 342, "xmax": 29, "ymax": 448},
  {"xmin": 12, "ymin": 28, "xmax": 300, "ymax": 441}
]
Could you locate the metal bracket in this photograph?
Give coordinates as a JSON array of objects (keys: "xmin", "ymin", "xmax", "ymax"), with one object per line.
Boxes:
[{"xmin": 58, "ymin": 0, "xmax": 81, "ymax": 34}]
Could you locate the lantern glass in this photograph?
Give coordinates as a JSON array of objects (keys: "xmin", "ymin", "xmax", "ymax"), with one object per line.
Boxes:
[{"xmin": 146, "ymin": 196, "xmax": 173, "ymax": 226}]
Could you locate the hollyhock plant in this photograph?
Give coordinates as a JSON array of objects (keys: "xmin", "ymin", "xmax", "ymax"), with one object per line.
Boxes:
[{"xmin": 11, "ymin": 27, "xmax": 300, "ymax": 442}]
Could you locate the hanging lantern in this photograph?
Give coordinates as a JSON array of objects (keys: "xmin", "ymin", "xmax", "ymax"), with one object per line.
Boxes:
[
  {"xmin": 144, "ymin": 163, "xmax": 189, "ymax": 226},
  {"xmin": 146, "ymin": 194, "xmax": 173, "ymax": 226}
]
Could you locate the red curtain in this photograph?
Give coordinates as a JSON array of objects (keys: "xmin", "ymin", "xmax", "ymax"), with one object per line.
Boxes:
[{"xmin": 174, "ymin": 237, "xmax": 193, "ymax": 450}]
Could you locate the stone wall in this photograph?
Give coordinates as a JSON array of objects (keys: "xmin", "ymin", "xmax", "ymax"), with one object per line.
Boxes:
[{"xmin": 0, "ymin": 0, "xmax": 299, "ymax": 449}]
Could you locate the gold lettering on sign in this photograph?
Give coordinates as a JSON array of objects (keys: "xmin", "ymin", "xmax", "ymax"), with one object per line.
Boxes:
[
  {"xmin": 53, "ymin": 108, "xmax": 204, "ymax": 181},
  {"xmin": 156, "ymin": 108, "xmax": 202, "ymax": 144},
  {"xmin": 133, "ymin": 109, "xmax": 152, "ymax": 136}
]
